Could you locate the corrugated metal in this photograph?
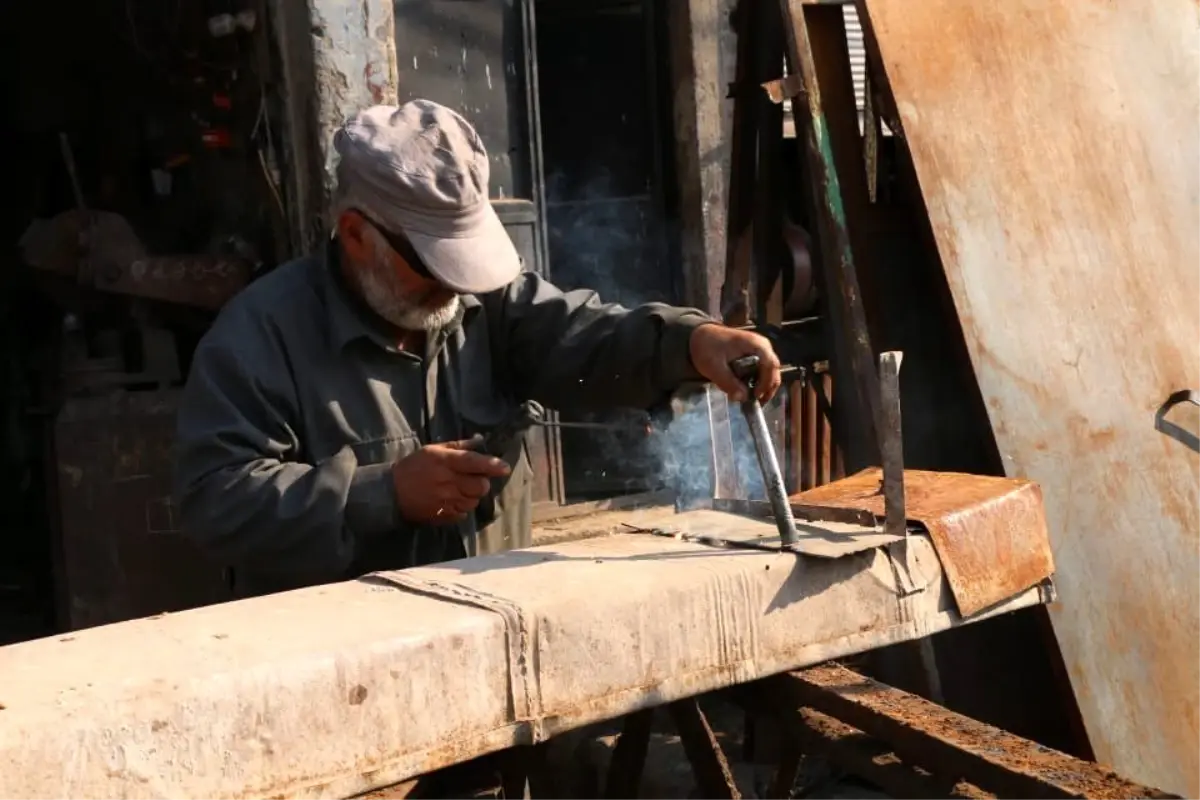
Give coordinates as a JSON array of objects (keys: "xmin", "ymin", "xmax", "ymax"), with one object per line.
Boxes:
[
  {"xmin": 843, "ymin": 4, "xmax": 866, "ymax": 117},
  {"xmin": 862, "ymin": 0, "xmax": 1200, "ymax": 795},
  {"xmin": 782, "ymin": 7, "xmax": 879, "ymax": 137}
]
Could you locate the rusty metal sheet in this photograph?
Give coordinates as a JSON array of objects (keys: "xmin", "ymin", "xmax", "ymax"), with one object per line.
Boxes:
[
  {"xmin": 794, "ymin": 469, "xmax": 1054, "ymax": 617},
  {"xmin": 772, "ymin": 664, "xmax": 1179, "ymax": 799},
  {"xmin": 860, "ymin": 0, "xmax": 1200, "ymax": 793}
]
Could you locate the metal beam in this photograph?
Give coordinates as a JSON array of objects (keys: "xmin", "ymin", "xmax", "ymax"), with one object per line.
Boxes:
[
  {"xmin": 0, "ymin": 512, "xmax": 1053, "ymax": 798},
  {"xmin": 771, "ymin": 664, "xmax": 1181, "ymax": 799},
  {"xmin": 792, "ymin": 707, "xmax": 992, "ymax": 799}
]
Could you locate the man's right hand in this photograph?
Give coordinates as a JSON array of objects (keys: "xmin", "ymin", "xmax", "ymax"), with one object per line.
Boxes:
[{"xmin": 391, "ymin": 439, "xmax": 512, "ymax": 524}]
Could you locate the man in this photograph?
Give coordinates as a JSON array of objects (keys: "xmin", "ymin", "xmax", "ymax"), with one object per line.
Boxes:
[{"xmin": 174, "ymin": 100, "xmax": 781, "ymax": 598}]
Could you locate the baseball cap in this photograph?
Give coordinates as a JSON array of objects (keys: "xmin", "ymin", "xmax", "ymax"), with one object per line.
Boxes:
[{"xmin": 332, "ymin": 101, "xmax": 522, "ymax": 295}]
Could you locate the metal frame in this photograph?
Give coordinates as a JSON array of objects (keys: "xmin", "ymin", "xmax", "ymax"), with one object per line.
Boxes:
[
  {"xmin": 355, "ymin": 655, "xmax": 1175, "ymax": 799},
  {"xmin": 732, "ymin": 664, "xmax": 1179, "ymax": 800},
  {"xmin": 513, "ymin": 0, "xmax": 570, "ymax": 511}
]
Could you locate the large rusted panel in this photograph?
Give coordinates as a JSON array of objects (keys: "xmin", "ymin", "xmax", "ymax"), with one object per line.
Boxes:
[
  {"xmin": 795, "ymin": 469, "xmax": 1055, "ymax": 617},
  {"xmin": 859, "ymin": 0, "xmax": 1200, "ymax": 793}
]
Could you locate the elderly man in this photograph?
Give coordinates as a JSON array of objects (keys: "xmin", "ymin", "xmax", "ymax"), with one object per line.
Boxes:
[{"xmin": 174, "ymin": 100, "xmax": 780, "ymax": 598}]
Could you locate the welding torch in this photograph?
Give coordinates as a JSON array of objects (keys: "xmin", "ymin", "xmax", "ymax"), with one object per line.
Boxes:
[{"xmin": 467, "ymin": 400, "xmax": 655, "ymax": 458}]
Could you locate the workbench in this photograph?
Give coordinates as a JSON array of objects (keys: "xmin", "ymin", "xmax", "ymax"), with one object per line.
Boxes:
[{"xmin": 0, "ymin": 494, "xmax": 1054, "ymax": 799}]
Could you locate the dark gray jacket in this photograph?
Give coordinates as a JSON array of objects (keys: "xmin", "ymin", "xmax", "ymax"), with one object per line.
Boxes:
[{"xmin": 173, "ymin": 245, "xmax": 710, "ymax": 596}]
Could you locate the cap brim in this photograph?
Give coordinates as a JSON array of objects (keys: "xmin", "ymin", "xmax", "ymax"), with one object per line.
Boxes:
[{"xmin": 405, "ymin": 204, "xmax": 522, "ymax": 295}]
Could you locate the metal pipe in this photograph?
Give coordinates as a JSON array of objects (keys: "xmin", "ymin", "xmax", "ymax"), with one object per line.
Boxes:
[{"xmin": 730, "ymin": 356, "xmax": 800, "ymax": 545}]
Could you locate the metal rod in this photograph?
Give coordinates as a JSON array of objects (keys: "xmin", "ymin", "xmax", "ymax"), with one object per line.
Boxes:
[
  {"xmin": 669, "ymin": 698, "xmax": 742, "ymax": 800},
  {"xmin": 535, "ymin": 420, "xmax": 650, "ymax": 432},
  {"xmin": 620, "ymin": 523, "xmax": 788, "ymax": 555},
  {"xmin": 742, "ymin": 398, "xmax": 800, "ymax": 545},
  {"xmin": 877, "ymin": 351, "xmax": 906, "ymax": 540},
  {"xmin": 729, "ymin": 356, "xmax": 800, "ymax": 545}
]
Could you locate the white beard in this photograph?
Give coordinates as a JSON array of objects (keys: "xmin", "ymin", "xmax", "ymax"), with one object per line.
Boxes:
[
  {"xmin": 349, "ymin": 234, "xmax": 462, "ymax": 331},
  {"xmin": 354, "ymin": 265, "xmax": 462, "ymax": 331}
]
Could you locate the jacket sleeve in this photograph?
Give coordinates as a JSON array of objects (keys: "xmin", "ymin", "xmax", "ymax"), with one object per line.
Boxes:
[
  {"xmin": 485, "ymin": 271, "xmax": 714, "ymax": 412},
  {"xmin": 172, "ymin": 310, "xmax": 397, "ymax": 583}
]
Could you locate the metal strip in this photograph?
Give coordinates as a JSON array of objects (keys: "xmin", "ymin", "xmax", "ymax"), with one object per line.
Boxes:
[
  {"xmin": 362, "ymin": 572, "xmax": 542, "ymax": 738},
  {"xmin": 731, "ymin": 683, "xmax": 992, "ymax": 799},
  {"xmin": 1155, "ymin": 389, "xmax": 1200, "ymax": 453}
]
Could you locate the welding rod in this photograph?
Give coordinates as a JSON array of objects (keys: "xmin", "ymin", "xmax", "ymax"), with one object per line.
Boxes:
[
  {"xmin": 469, "ymin": 401, "xmax": 653, "ymax": 459},
  {"xmin": 536, "ymin": 419, "xmax": 652, "ymax": 433},
  {"xmin": 729, "ymin": 355, "xmax": 799, "ymax": 546}
]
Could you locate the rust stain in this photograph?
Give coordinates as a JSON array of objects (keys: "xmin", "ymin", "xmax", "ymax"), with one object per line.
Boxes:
[
  {"xmin": 787, "ymin": 664, "xmax": 1181, "ymax": 799},
  {"xmin": 794, "ymin": 469, "xmax": 1055, "ymax": 616}
]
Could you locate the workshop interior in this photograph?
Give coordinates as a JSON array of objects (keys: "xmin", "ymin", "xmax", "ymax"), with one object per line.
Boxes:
[
  {"xmin": 0, "ymin": 0, "xmax": 1195, "ymax": 796},
  {"xmin": 0, "ymin": 0, "xmax": 286, "ymax": 644},
  {"xmin": 0, "ymin": 0, "xmax": 1075, "ymax": 738},
  {"xmin": 0, "ymin": 0, "xmax": 808, "ymax": 641}
]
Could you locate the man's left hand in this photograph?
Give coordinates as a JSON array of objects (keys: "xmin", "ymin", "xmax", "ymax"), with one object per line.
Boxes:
[{"xmin": 688, "ymin": 324, "xmax": 782, "ymax": 404}]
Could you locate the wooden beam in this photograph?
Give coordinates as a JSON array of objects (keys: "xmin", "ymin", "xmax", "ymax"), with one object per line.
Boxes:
[
  {"xmin": 779, "ymin": 0, "xmax": 882, "ymax": 470},
  {"xmin": 667, "ymin": 0, "xmax": 738, "ymax": 318}
]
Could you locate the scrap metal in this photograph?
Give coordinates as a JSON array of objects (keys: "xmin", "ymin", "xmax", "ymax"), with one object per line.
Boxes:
[
  {"xmin": 795, "ymin": 469, "xmax": 1055, "ymax": 618},
  {"xmin": 876, "ymin": 351, "xmax": 905, "ymax": 542},
  {"xmin": 732, "ymin": 683, "xmax": 991, "ymax": 799},
  {"xmin": 761, "ymin": 663, "xmax": 1180, "ymax": 800},
  {"xmin": 620, "ymin": 522, "xmax": 792, "ymax": 555},
  {"xmin": 778, "ymin": 0, "xmax": 881, "ymax": 470},
  {"xmin": 792, "ymin": 708, "xmax": 992, "ymax": 800}
]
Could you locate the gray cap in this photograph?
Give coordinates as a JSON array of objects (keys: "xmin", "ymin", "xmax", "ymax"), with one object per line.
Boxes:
[{"xmin": 332, "ymin": 100, "xmax": 521, "ymax": 294}]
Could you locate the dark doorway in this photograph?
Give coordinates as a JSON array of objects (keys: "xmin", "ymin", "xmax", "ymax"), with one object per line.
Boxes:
[{"xmin": 534, "ymin": 0, "xmax": 680, "ymax": 501}]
